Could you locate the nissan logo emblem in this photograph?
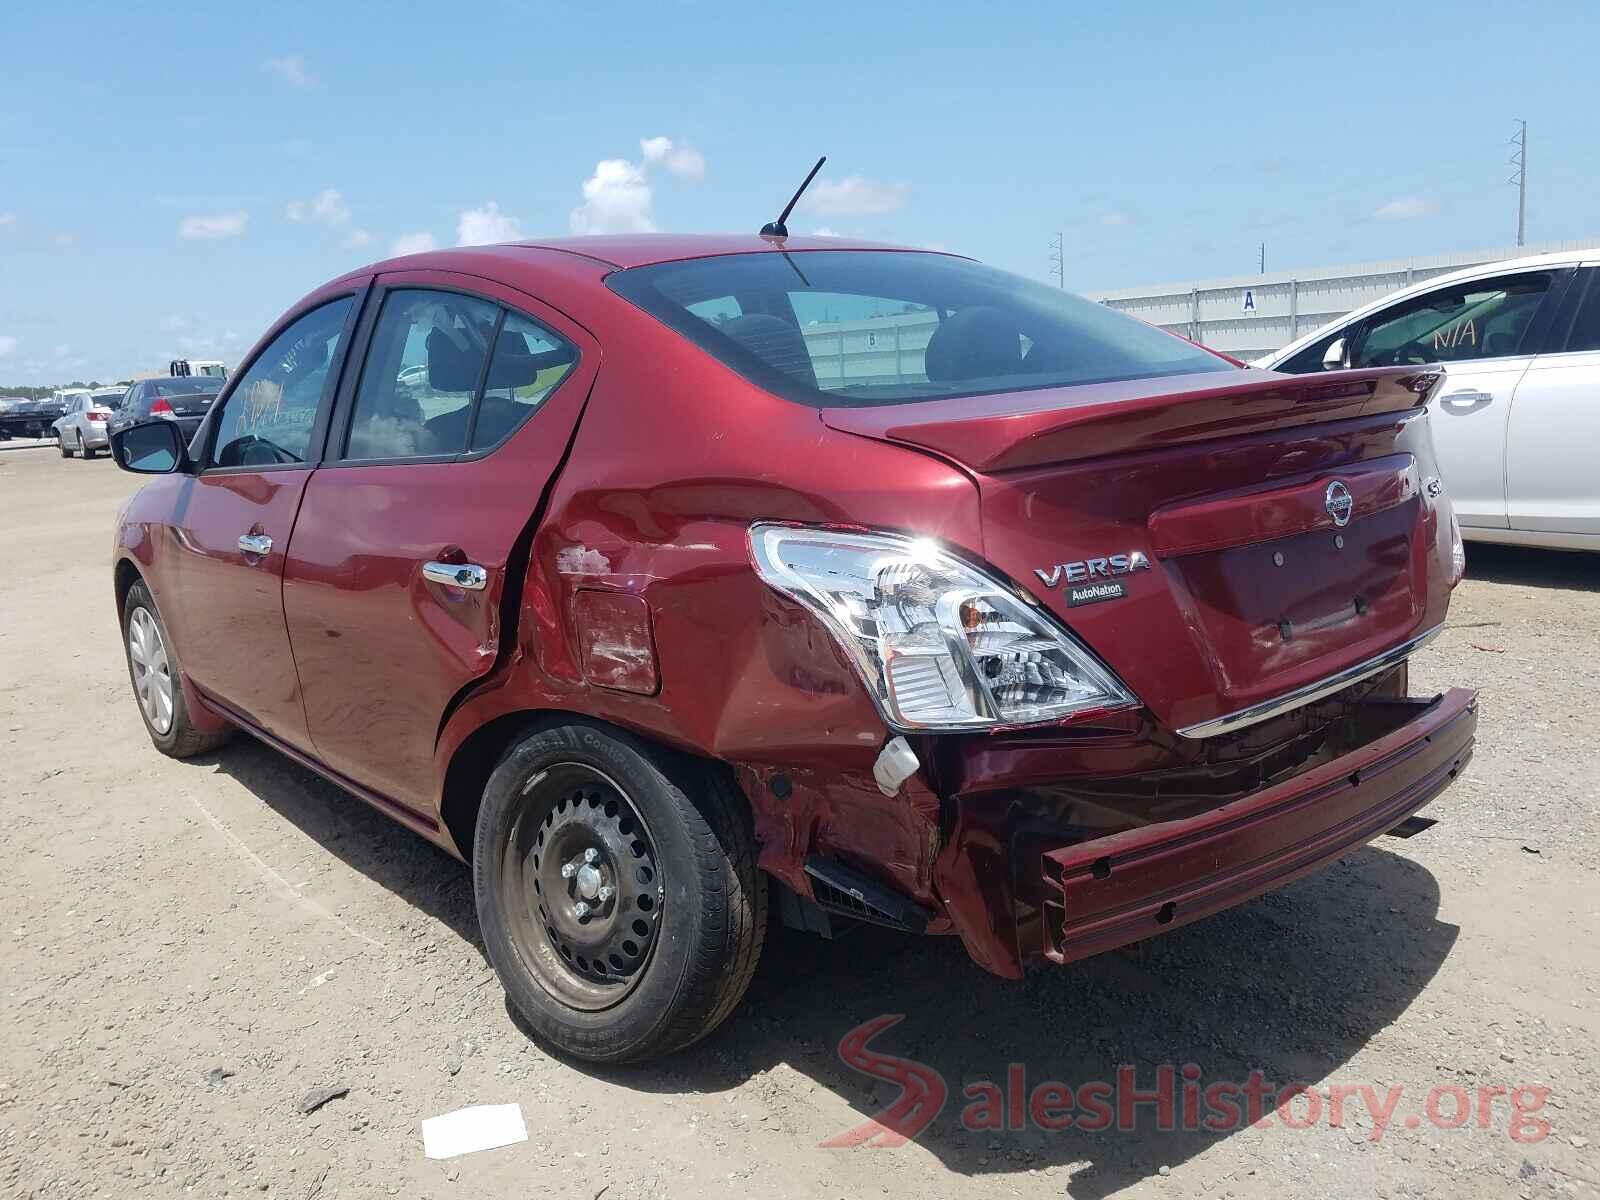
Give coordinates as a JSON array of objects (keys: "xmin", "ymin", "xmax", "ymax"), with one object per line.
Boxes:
[{"xmin": 1325, "ymin": 480, "xmax": 1354, "ymax": 527}]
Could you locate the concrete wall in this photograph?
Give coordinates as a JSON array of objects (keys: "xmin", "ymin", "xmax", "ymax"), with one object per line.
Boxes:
[{"xmin": 1085, "ymin": 238, "xmax": 1600, "ymax": 362}]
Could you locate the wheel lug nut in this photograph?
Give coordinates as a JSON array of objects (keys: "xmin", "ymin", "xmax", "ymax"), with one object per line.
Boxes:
[
  {"xmin": 597, "ymin": 885, "xmax": 614, "ymax": 902},
  {"xmin": 574, "ymin": 901, "xmax": 590, "ymax": 918},
  {"xmin": 583, "ymin": 848, "xmax": 599, "ymax": 864},
  {"xmin": 560, "ymin": 863, "xmax": 576, "ymax": 879}
]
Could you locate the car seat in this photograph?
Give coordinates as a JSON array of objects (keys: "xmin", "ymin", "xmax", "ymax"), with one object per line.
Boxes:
[
  {"xmin": 720, "ymin": 314, "xmax": 818, "ymax": 388},
  {"xmin": 924, "ymin": 306, "xmax": 1023, "ymax": 382}
]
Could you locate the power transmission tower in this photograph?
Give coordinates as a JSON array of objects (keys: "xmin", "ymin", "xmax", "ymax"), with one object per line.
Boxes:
[
  {"xmin": 1509, "ymin": 120, "xmax": 1527, "ymax": 247},
  {"xmin": 1048, "ymin": 232, "xmax": 1064, "ymax": 288}
]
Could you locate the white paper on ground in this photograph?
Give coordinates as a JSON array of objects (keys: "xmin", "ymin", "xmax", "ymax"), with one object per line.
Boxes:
[{"xmin": 421, "ymin": 1103, "xmax": 529, "ymax": 1160}]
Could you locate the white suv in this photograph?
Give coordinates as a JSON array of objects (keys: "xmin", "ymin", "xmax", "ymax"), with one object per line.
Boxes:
[{"xmin": 1263, "ymin": 251, "xmax": 1600, "ymax": 552}]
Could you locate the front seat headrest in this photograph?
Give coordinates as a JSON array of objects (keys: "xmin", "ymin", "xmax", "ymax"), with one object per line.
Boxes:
[
  {"xmin": 924, "ymin": 306, "xmax": 1023, "ymax": 382},
  {"xmin": 427, "ymin": 328, "xmax": 482, "ymax": 393},
  {"xmin": 720, "ymin": 314, "xmax": 817, "ymax": 388}
]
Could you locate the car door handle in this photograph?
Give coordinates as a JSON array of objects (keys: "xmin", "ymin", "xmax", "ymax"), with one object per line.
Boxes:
[
  {"xmin": 422, "ymin": 561, "xmax": 488, "ymax": 590},
  {"xmin": 1439, "ymin": 390, "xmax": 1493, "ymax": 408},
  {"xmin": 237, "ymin": 533, "xmax": 273, "ymax": 557}
]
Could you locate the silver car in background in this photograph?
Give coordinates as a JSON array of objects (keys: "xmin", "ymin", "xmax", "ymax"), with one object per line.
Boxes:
[{"xmin": 52, "ymin": 388, "xmax": 125, "ymax": 459}]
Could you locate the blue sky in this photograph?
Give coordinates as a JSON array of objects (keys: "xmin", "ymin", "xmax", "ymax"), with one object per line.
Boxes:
[{"xmin": 3, "ymin": 0, "xmax": 1598, "ymax": 385}]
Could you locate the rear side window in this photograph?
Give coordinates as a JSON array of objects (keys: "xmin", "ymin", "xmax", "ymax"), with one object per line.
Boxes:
[
  {"xmin": 470, "ymin": 312, "xmax": 578, "ymax": 451},
  {"xmin": 1560, "ymin": 271, "xmax": 1600, "ymax": 353},
  {"xmin": 345, "ymin": 290, "xmax": 498, "ymax": 459},
  {"xmin": 211, "ymin": 297, "xmax": 352, "ymax": 467},
  {"xmin": 607, "ymin": 250, "xmax": 1232, "ymax": 408},
  {"xmin": 341, "ymin": 289, "xmax": 579, "ymax": 461}
]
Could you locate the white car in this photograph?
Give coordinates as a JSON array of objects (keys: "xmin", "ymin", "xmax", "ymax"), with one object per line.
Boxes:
[{"xmin": 1261, "ymin": 250, "xmax": 1600, "ymax": 552}]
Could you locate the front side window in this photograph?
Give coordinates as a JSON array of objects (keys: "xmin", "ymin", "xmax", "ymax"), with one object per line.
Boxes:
[
  {"xmin": 210, "ymin": 297, "xmax": 352, "ymax": 467},
  {"xmin": 1351, "ymin": 273, "xmax": 1552, "ymax": 368},
  {"xmin": 345, "ymin": 290, "xmax": 498, "ymax": 459},
  {"xmin": 1275, "ymin": 329, "xmax": 1347, "ymax": 374},
  {"xmin": 607, "ymin": 251, "xmax": 1232, "ymax": 408}
]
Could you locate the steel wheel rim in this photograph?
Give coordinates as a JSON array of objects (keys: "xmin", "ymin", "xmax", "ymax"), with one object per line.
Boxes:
[
  {"xmin": 128, "ymin": 606, "xmax": 175, "ymax": 734},
  {"xmin": 500, "ymin": 763, "xmax": 664, "ymax": 1012}
]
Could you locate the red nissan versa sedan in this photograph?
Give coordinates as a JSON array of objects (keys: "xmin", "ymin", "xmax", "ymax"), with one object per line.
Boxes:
[{"xmin": 109, "ymin": 233, "xmax": 1477, "ymax": 1062}]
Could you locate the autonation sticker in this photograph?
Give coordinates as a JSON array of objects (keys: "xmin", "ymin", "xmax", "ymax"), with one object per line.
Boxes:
[{"xmin": 1068, "ymin": 581, "xmax": 1126, "ymax": 607}]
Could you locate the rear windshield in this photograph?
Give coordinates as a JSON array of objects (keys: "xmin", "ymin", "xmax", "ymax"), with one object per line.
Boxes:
[
  {"xmin": 607, "ymin": 250, "xmax": 1233, "ymax": 408},
  {"xmin": 153, "ymin": 379, "xmax": 223, "ymax": 397}
]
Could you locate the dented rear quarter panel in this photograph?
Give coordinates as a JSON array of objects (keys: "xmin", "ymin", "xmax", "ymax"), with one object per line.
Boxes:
[{"xmin": 433, "ymin": 289, "xmax": 982, "ymax": 904}]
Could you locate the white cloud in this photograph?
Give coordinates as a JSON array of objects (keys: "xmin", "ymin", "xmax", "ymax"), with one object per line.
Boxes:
[
  {"xmin": 804, "ymin": 176, "xmax": 908, "ymax": 217},
  {"xmin": 1100, "ymin": 212, "xmax": 1131, "ymax": 227},
  {"xmin": 456, "ymin": 201, "xmax": 522, "ymax": 246},
  {"xmin": 639, "ymin": 136, "xmax": 705, "ymax": 181},
  {"xmin": 390, "ymin": 232, "xmax": 437, "ymax": 256},
  {"xmin": 569, "ymin": 136, "xmax": 710, "ymax": 236},
  {"xmin": 570, "ymin": 159, "xmax": 654, "ymax": 235},
  {"xmin": 341, "ymin": 228, "xmax": 373, "ymax": 250},
  {"xmin": 1373, "ymin": 196, "xmax": 1439, "ymax": 222},
  {"xmin": 811, "ymin": 226, "xmax": 841, "ymax": 237},
  {"xmin": 159, "ymin": 315, "xmax": 189, "ymax": 333},
  {"xmin": 664, "ymin": 145, "xmax": 705, "ymax": 181},
  {"xmin": 0, "ymin": 213, "xmax": 15, "ymax": 229},
  {"xmin": 264, "ymin": 55, "xmax": 312, "ymax": 87},
  {"xmin": 0, "ymin": 335, "xmax": 16, "ymax": 357},
  {"xmin": 53, "ymin": 232, "xmax": 76, "ymax": 247},
  {"xmin": 286, "ymin": 188, "xmax": 349, "ymax": 225},
  {"xmin": 178, "ymin": 212, "xmax": 247, "ymax": 240}
]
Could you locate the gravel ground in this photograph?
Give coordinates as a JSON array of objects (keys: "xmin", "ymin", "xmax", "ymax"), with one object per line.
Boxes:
[{"xmin": 2, "ymin": 444, "xmax": 1596, "ymax": 1200}]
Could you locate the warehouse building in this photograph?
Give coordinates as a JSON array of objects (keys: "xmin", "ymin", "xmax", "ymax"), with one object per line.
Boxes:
[{"xmin": 1084, "ymin": 237, "xmax": 1600, "ymax": 363}]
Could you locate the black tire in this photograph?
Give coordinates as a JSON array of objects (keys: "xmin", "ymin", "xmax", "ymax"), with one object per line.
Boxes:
[
  {"xmin": 59, "ymin": 435, "xmax": 72, "ymax": 458},
  {"xmin": 81, "ymin": 432, "xmax": 98, "ymax": 460},
  {"xmin": 474, "ymin": 721, "xmax": 766, "ymax": 1063},
  {"xmin": 122, "ymin": 580, "xmax": 233, "ymax": 758}
]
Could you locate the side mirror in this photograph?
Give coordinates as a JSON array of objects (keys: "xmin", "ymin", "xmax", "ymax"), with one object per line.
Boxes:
[
  {"xmin": 111, "ymin": 420, "xmax": 194, "ymax": 475},
  {"xmin": 1322, "ymin": 337, "xmax": 1347, "ymax": 371}
]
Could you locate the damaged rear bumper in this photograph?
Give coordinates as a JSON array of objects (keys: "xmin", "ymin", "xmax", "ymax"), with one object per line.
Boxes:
[
  {"xmin": 934, "ymin": 686, "xmax": 1477, "ymax": 977},
  {"xmin": 1039, "ymin": 687, "xmax": 1476, "ymax": 963}
]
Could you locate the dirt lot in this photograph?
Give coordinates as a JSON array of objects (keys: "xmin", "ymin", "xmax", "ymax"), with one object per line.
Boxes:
[{"xmin": 2, "ymin": 442, "xmax": 1597, "ymax": 1200}]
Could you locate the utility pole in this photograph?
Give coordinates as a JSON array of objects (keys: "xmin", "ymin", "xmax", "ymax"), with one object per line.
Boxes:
[
  {"xmin": 1509, "ymin": 120, "xmax": 1527, "ymax": 247},
  {"xmin": 1259, "ymin": 242, "xmax": 1266, "ymax": 274},
  {"xmin": 1048, "ymin": 232, "xmax": 1064, "ymax": 288}
]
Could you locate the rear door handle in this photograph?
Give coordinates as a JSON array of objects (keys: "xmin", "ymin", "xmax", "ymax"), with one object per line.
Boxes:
[
  {"xmin": 1439, "ymin": 390, "xmax": 1493, "ymax": 409},
  {"xmin": 422, "ymin": 561, "xmax": 488, "ymax": 590},
  {"xmin": 238, "ymin": 533, "xmax": 273, "ymax": 557}
]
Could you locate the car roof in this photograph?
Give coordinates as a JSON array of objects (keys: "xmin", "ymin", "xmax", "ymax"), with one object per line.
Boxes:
[
  {"xmin": 1266, "ymin": 248, "xmax": 1596, "ymax": 365},
  {"xmin": 366, "ymin": 233, "xmax": 941, "ymax": 274}
]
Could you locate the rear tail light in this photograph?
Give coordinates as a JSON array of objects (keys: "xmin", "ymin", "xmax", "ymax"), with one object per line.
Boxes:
[
  {"xmin": 87, "ymin": 409, "xmax": 110, "ymax": 422},
  {"xmin": 150, "ymin": 398, "xmax": 176, "ymax": 417}
]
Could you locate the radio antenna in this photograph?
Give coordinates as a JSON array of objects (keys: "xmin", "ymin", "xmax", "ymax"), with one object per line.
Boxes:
[{"xmin": 760, "ymin": 156, "xmax": 826, "ymax": 239}]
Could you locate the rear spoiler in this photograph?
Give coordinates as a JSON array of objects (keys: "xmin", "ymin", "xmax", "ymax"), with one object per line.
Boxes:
[{"xmin": 821, "ymin": 367, "xmax": 1442, "ymax": 473}]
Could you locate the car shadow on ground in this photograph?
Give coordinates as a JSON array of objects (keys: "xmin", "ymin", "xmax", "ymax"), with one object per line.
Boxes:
[
  {"xmin": 206, "ymin": 737, "xmax": 1456, "ymax": 1198},
  {"xmin": 606, "ymin": 846, "xmax": 1455, "ymax": 1197},
  {"xmin": 201, "ymin": 738, "xmax": 486, "ymax": 954},
  {"xmin": 1464, "ymin": 542, "xmax": 1600, "ymax": 593}
]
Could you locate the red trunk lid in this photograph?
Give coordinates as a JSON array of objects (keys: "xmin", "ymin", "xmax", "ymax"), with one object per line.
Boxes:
[{"xmin": 822, "ymin": 367, "xmax": 1453, "ymax": 736}]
